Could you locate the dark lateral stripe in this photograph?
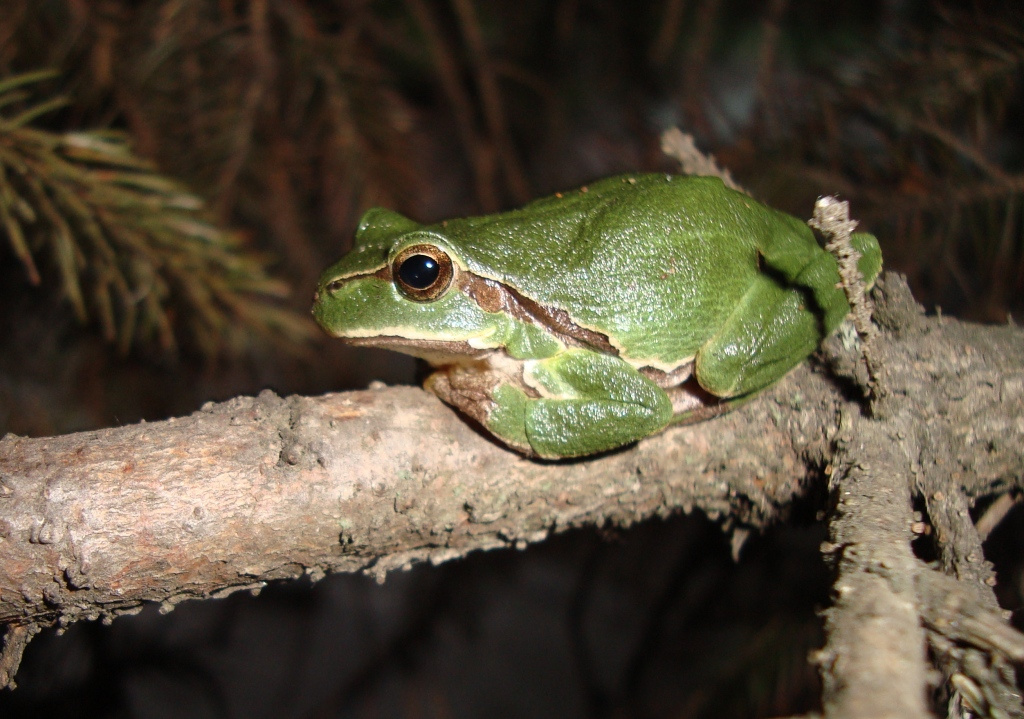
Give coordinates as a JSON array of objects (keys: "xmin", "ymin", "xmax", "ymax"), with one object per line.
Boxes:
[
  {"xmin": 323, "ymin": 266, "xmax": 389, "ymax": 289},
  {"xmin": 344, "ymin": 265, "xmax": 391, "ymax": 283},
  {"xmin": 458, "ymin": 272, "xmax": 618, "ymax": 355}
]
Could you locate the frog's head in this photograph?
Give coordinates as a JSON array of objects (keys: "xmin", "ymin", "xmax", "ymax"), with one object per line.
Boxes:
[{"xmin": 313, "ymin": 208, "xmax": 501, "ymax": 361}]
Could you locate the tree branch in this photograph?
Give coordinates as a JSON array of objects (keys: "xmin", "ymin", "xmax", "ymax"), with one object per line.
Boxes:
[
  {"xmin": 817, "ymin": 416, "xmax": 930, "ymax": 719},
  {"xmin": 0, "ymin": 373, "xmax": 817, "ymax": 629}
]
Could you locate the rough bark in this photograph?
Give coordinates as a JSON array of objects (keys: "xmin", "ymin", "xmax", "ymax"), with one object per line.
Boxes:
[
  {"xmin": 817, "ymin": 417, "xmax": 930, "ymax": 719},
  {"xmin": 1, "ymin": 274, "xmax": 1023, "ymax": 715}
]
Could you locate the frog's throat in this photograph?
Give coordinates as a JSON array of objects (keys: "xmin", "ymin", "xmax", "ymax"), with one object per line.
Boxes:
[{"xmin": 457, "ymin": 272, "xmax": 618, "ymax": 355}]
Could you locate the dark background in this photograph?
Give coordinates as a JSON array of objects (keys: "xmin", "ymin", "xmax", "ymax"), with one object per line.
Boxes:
[{"xmin": 1, "ymin": 1, "xmax": 1022, "ymax": 716}]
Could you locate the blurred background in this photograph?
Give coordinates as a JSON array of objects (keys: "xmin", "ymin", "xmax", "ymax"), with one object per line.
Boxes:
[{"xmin": 0, "ymin": 0, "xmax": 1022, "ymax": 716}]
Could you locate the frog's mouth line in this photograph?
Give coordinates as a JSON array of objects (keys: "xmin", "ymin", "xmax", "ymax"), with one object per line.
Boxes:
[{"xmin": 340, "ymin": 335, "xmax": 490, "ymax": 365}]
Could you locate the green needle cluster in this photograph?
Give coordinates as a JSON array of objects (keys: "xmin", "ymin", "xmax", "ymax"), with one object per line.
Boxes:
[{"xmin": 0, "ymin": 70, "xmax": 313, "ymax": 357}]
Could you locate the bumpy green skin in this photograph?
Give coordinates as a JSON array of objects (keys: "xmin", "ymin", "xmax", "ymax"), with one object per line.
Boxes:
[{"xmin": 314, "ymin": 174, "xmax": 882, "ymax": 458}]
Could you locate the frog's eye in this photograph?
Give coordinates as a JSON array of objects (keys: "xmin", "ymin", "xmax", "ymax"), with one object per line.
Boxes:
[{"xmin": 392, "ymin": 244, "xmax": 455, "ymax": 302}]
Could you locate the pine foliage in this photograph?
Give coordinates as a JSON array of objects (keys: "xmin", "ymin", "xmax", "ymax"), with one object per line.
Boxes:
[{"xmin": 0, "ymin": 70, "xmax": 313, "ymax": 356}]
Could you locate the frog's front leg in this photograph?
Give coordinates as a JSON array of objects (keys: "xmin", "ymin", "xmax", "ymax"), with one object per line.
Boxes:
[{"xmin": 487, "ymin": 349, "xmax": 674, "ymax": 458}]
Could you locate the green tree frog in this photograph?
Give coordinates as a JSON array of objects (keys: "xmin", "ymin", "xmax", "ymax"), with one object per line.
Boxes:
[{"xmin": 313, "ymin": 174, "xmax": 881, "ymax": 458}]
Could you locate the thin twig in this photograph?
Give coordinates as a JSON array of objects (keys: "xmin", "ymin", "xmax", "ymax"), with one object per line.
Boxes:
[
  {"xmin": 680, "ymin": 0, "xmax": 721, "ymax": 134},
  {"xmin": 975, "ymin": 493, "xmax": 1018, "ymax": 541},
  {"xmin": 450, "ymin": 0, "xmax": 530, "ymax": 204},
  {"xmin": 403, "ymin": 0, "xmax": 496, "ymax": 210},
  {"xmin": 750, "ymin": 0, "xmax": 788, "ymax": 138},
  {"xmin": 660, "ymin": 128, "xmax": 744, "ymax": 192},
  {"xmin": 810, "ymin": 197, "xmax": 883, "ymax": 397},
  {"xmin": 649, "ymin": 0, "xmax": 688, "ymax": 66}
]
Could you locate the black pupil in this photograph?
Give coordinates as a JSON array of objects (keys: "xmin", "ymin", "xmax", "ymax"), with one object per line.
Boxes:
[{"xmin": 398, "ymin": 254, "xmax": 440, "ymax": 289}]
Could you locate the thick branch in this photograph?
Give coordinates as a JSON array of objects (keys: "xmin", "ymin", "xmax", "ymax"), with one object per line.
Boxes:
[
  {"xmin": 815, "ymin": 275, "xmax": 1024, "ymax": 718},
  {"xmin": 0, "ymin": 380, "xmax": 814, "ymax": 630},
  {"xmin": 817, "ymin": 417, "xmax": 930, "ymax": 719}
]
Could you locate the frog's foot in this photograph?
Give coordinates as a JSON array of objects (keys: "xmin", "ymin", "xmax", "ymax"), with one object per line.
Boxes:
[
  {"xmin": 664, "ymin": 377, "xmax": 750, "ymax": 425},
  {"xmin": 640, "ymin": 363, "xmax": 734, "ymax": 423}
]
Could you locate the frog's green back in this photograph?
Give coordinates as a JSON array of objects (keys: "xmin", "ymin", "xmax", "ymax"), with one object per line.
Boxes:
[{"xmin": 428, "ymin": 174, "xmax": 852, "ymax": 368}]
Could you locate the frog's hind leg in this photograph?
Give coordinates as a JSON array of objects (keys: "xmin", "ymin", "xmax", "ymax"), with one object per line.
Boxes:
[
  {"xmin": 693, "ymin": 273, "xmax": 827, "ymax": 399},
  {"xmin": 694, "ymin": 219, "xmax": 878, "ymax": 402},
  {"xmin": 491, "ymin": 349, "xmax": 675, "ymax": 458}
]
